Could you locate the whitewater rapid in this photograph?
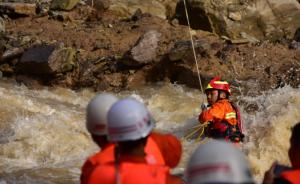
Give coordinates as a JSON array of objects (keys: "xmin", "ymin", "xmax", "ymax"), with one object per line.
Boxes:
[{"xmin": 0, "ymin": 79, "xmax": 299, "ymax": 183}]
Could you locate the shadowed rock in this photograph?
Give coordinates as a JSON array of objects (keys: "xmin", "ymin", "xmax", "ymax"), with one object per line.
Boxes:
[
  {"xmin": 169, "ymin": 39, "xmax": 211, "ymax": 62},
  {"xmin": 18, "ymin": 44, "xmax": 76, "ymax": 75},
  {"xmin": 0, "ymin": 2, "xmax": 36, "ymax": 16}
]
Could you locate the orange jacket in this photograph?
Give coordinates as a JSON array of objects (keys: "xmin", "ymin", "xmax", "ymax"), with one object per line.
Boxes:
[
  {"xmin": 147, "ymin": 132, "xmax": 182, "ymax": 168},
  {"xmin": 81, "ymin": 143, "xmax": 115, "ymax": 184},
  {"xmin": 279, "ymin": 169, "xmax": 300, "ymax": 184},
  {"xmin": 199, "ymin": 99, "xmax": 237, "ymax": 132},
  {"xmin": 81, "ymin": 133, "xmax": 182, "ymax": 184},
  {"xmin": 87, "ymin": 156, "xmax": 182, "ymax": 184}
]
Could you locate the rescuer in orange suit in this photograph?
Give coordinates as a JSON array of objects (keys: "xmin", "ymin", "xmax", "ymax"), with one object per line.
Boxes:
[
  {"xmin": 81, "ymin": 94, "xmax": 182, "ymax": 184},
  {"xmin": 199, "ymin": 76, "xmax": 244, "ymax": 143},
  {"xmin": 87, "ymin": 98, "xmax": 182, "ymax": 184}
]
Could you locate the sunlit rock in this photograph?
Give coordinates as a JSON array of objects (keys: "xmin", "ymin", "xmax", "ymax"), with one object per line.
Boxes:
[
  {"xmin": 109, "ymin": 0, "xmax": 169, "ymax": 19},
  {"xmin": 176, "ymin": 0, "xmax": 300, "ymax": 41}
]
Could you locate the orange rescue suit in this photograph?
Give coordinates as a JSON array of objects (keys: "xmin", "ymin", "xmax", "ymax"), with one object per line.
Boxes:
[
  {"xmin": 80, "ymin": 132, "xmax": 182, "ymax": 184},
  {"xmin": 279, "ymin": 169, "xmax": 300, "ymax": 184},
  {"xmin": 87, "ymin": 156, "xmax": 182, "ymax": 184},
  {"xmin": 199, "ymin": 99, "xmax": 240, "ymax": 141}
]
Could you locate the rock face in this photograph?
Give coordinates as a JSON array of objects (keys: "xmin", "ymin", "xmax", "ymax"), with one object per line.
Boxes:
[
  {"xmin": 169, "ymin": 39, "xmax": 211, "ymax": 62},
  {"xmin": 18, "ymin": 44, "xmax": 76, "ymax": 75},
  {"xmin": 176, "ymin": 0, "xmax": 300, "ymax": 41},
  {"xmin": 109, "ymin": 0, "xmax": 178, "ymax": 19}
]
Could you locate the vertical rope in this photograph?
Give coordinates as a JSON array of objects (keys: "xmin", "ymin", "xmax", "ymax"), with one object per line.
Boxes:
[{"xmin": 182, "ymin": 0, "xmax": 205, "ymax": 97}]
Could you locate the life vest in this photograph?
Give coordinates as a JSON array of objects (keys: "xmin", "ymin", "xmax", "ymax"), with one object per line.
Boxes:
[
  {"xmin": 147, "ymin": 132, "xmax": 182, "ymax": 168},
  {"xmin": 87, "ymin": 160, "xmax": 172, "ymax": 184},
  {"xmin": 279, "ymin": 169, "xmax": 300, "ymax": 184},
  {"xmin": 199, "ymin": 99, "xmax": 244, "ymax": 142},
  {"xmin": 81, "ymin": 143, "xmax": 115, "ymax": 184},
  {"xmin": 81, "ymin": 133, "xmax": 181, "ymax": 184}
]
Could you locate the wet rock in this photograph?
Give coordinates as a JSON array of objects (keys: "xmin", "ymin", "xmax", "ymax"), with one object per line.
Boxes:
[
  {"xmin": 123, "ymin": 30, "xmax": 161, "ymax": 66},
  {"xmin": 176, "ymin": 0, "xmax": 300, "ymax": 41},
  {"xmin": 0, "ymin": 2, "xmax": 36, "ymax": 16},
  {"xmin": 15, "ymin": 74, "xmax": 43, "ymax": 89},
  {"xmin": 169, "ymin": 39, "xmax": 211, "ymax": 62},
  {"xmin": 50, "ymin": 0, "xmax": 80, "ymax": 11},
  {"xmin": 18, "ymin": 44, "xmax": 76, "ymax": 75}
]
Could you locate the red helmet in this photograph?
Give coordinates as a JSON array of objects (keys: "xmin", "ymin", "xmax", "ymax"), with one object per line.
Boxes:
[{"xmin": 205, "ymin": 76, "xmax": 231, "ymax": 95}]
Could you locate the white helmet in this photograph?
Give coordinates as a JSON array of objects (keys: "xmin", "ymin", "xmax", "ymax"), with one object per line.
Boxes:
[
  {"xmin": 86, "ymin": 93, "xmax": 118, "ymax": 136},
  {"xmin": 186, "ymin": 140, "xmax": 254, "ymax": 184},
  {"xmin": 107, "ymin": 98, "xmax": 154, "ymax": 142}
]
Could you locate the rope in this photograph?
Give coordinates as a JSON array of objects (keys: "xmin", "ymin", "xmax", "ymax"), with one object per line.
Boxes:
[
  {"xmin": 183, "ymin": 122, "xmax": 209, "ymax": 141},
  {"xmin": 182, "ymin": 0, "xmax": 205, "ymax": 97}
]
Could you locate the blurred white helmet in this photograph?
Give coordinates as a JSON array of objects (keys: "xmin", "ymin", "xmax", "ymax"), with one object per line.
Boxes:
[
  {"xmin": 186, "ymin": 140, "xmax": 254, "ymax": 184},
  {"xmin": 107, "ymin": 98, "xmax": 154, "ymax": 142},
  {"xmin": 86, "ymin": 93, "xmax": 118, "ymax": 136}
]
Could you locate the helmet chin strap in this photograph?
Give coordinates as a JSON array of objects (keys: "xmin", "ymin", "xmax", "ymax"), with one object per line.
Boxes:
[{"xmin": 217, "ymin": 90, "xmax": 221, "ymax": 101}]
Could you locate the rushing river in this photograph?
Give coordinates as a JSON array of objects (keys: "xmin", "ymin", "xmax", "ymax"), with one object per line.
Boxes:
[{"xmin": 0, "ymin": 78, "xmax": 299, "ymax": 183}]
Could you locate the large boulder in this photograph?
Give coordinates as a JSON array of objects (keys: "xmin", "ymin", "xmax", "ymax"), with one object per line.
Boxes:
[
  {"xmin": 176, "ymin": 0, "xmax": 300, "ymax": 41},
  {"xmin": 0, "ymin": 2, "xmax": 36, "ymax": 16},
  {"xmin": 18, "ymin": 44, "xmax": 76, "ymax": 75},
  {"xmin": 123, "ymin": 30, "xmax": 161, "ymax": 66},
  {"xmin": 109, "ymin": 0, "xmax": 179, "ymax": 19}
]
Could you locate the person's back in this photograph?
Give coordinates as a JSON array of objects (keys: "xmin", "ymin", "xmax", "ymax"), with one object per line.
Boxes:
[
  {"xmin": 81, "ymin": 132, "xmax": 182, "ymax": 184},
  {"xmin": 88, "ymin": 158, "xmax": 170, "ymax": 184}
]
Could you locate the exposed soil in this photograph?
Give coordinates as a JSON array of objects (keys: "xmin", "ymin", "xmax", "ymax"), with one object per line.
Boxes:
[{"xmin": 1, "ymin": 4, "xmax": 300, "ymax": 95}]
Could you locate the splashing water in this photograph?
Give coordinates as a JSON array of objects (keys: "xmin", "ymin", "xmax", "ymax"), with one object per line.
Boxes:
[{"xmin": 0, "ymin": 79, "xmax": 299, "ymax": 183}]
